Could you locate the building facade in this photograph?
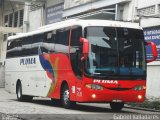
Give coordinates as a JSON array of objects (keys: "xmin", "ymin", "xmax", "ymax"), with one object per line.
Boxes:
[
  {"xmin": 136, "ymin": 0, "xmax": 160, "ymax": 99},
  {"xmin": 0, "ymin": 0, "xmax": 24, "ymax": 87}
]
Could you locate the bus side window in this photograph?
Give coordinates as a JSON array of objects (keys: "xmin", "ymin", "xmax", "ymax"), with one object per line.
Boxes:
[
  {"xmin": 55, "ymin": 28, "xmax": 70, "ymax": 46},
  {"xmin": 6, "ymin": 39, "xmax": 22, "ymax": 58},
  {"xmin": 7, "ymin": 41, "xmax": 11, "ymax": 50},
  {"xmin": 9, "ymin": 40, "xmax": 16, "ymax": 49},
  {"xmin": 6, "ymin": 41, "xmax": 14, "ymax": 58},
  {"xmin": 22, "ymin": 36, "xmax": 32, "ymax": 45},
  {"xmin": 32, "ymin": 33, "xmax": 44, "ymax": 43},
  {"xmin": 42, "ymin": 31, "xmax": 56, "ymax": 53},
  {"xmin": 14, "ymin": 39, "xmax": 22, "ymax": 57},
  {"xmin": 22, "ymin": 36, "xmax": 34, "ymax": 56},
  {"xmin": 55, "ymin": 28, "xmax": 70, "ymax": 53},
  {"xmin": 45, "ymin": 31, "xmax": 56, "ymax": 43},
  {"xmin": 70, "ymin": 26, "xmax": 82, "ymax": 77},
  {"xmin": 32, "ymin": 33, "xmax": 44, "ymax": 54}
]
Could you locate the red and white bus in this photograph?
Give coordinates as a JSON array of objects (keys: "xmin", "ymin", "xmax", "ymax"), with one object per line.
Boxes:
[{"xmin": 5, "ymin": 19, "xmax": 157, "ymax": 111}]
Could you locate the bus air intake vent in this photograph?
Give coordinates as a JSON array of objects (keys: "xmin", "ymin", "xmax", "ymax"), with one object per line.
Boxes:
[{"xmin": 107, "ymin": 88, "xmax": 131, "ymax": 91}]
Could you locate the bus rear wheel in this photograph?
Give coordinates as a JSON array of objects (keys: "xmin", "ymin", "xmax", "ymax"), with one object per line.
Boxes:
[
  {"xmin": 110, "ymin": 102, "xmax": 124, "ymax": 111},
  {"xmin": 61, "ymin": 84, "xmax": 76, "ymax": 109},
  {"xmin": 16, "ymin": 82, "xmax": 33, "ymax": 102}
]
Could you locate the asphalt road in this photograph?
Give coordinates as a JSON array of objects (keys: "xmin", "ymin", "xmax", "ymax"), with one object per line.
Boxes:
[{"xmin": 0, "ymin": 88, "xmax": 159, "ymax": 120}]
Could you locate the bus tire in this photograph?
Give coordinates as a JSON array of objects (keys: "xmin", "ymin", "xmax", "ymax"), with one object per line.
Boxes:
[
  {"xmin": 16, "ymin": 82, "xmax": 24, "ymax": 101},
  {"xmin": 61, "ymin": 84, "xmax": 76, "ymax": 109},
  {"xmin": 110, "ymin": 102, "xmax": 124, "ymax": 111},
  {"xmin": 16, "ymin": 82, "xmax": 33, "ymax": 102}
]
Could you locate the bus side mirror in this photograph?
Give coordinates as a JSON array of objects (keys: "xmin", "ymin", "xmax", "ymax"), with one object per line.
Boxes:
[
  {"xmin": 80, "ymin": 37, "xmax": 89, "ymax": 61},
  {"xmin": 145, "ymin": 41, "xmax": 158, "ymax": 63}
]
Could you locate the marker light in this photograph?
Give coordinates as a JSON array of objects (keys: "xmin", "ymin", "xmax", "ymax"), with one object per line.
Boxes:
[
  {"xmin": 138, "ymin": 95, "xmax": 142, "ymax": 100},
  {"xmin": 85, "ymin": 84, "xmax": 103, "ymax": 90},
  {"xmin": 133, "ymin": 85, "xmax": 146, "ymax": 91},
  {"xmin": 92, "ymin": 94, "xmax": 96, "ymax": 98}
]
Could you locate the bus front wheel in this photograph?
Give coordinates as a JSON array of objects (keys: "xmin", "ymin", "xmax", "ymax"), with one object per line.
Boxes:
[
  {"xmin": 61, "ymin": 84, "xmax": 76, "ymax": 109},
  {"xmin": 110, "ymin": 102, "xmax": 124, "ymax": 111}
]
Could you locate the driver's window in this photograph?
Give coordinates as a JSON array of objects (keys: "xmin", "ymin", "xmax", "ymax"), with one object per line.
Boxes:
[{"xmin": 70, "ymin": 26, "xmax": 82, "ymax": 78}]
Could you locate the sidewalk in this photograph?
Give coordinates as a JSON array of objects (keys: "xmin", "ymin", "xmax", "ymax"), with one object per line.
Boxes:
[
  {"xmin": 125, "ymin": 104, "xmax": 160, "ymax": 112},
  {"xmin": 0, "ymin": 88, "xmax": 16, "ymax": 102}
]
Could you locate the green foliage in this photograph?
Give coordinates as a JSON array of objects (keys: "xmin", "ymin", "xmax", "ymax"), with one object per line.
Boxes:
[{"xmin": 128, "ymin": 100, "xmax": 160, "ymax": 110}]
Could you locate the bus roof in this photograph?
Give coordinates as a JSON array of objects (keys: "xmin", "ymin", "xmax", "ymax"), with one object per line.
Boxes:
[{"xmin": 8, "ymin": 19, "xmax": 141, "ymax": 41}]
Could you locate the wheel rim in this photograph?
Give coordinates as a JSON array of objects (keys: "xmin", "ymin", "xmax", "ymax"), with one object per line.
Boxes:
[{"xmin": 63, "ymin": 89, "xmax": 69, "ymax": 104}]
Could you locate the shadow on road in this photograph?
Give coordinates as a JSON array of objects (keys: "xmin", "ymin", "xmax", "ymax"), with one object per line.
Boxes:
[{"xmin": 10, "ymin": 98, "xmax": 132, "ymax": 113}]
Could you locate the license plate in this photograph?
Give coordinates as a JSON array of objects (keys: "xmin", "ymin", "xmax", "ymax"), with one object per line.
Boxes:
[{"xmin": 112, "ymin": 99, "xmax": 123, "ymax": 102}]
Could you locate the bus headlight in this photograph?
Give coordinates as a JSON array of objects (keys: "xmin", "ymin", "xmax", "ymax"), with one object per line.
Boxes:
[
  {"xmin": 133, "ymin": 85, "xmax": 146, "ymax": 91},
  {"xmin": 85, "ymin": 84, "xmax": 103, "ymax": 90},
  {"xmin": 138, "ymin": 95, "xmax": 143, "ymax": 100}
]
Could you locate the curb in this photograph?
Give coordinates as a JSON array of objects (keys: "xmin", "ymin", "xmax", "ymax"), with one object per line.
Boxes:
[{"xmin": 125, "ymin": 105, "xmax": 160, "ymax": 112}]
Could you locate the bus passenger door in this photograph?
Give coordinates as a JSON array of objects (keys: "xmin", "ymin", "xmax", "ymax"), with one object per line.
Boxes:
[{"xmin": 69, "ymin": 26, "xmax": 83, "ymax": 100}]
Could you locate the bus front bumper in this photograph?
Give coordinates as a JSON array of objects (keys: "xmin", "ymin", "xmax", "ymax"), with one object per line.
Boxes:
[{"xmin": 76, "ymin": 88, "xmax": 145, "ymax": 103}]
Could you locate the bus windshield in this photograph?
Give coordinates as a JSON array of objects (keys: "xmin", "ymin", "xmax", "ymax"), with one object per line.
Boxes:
[{"xmin": 84, "ymin": 26, "xmax": 146, "ymax": 79}]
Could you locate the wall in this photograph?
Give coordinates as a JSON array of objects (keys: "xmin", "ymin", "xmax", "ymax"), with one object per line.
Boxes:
[
  {"xmin": 23, "ymin": 2, "xmax": 44, "ymax": 32},
  {"xmin": 135, "ymin": 0, "xmax": 160, "ymax": 99},
  {"xmin": 141, "ymin": 18, "xmax": 160, "ymax": 28},
  {"xmin": 0, "ymin": 1, "xmax": 24, "ymax": 88},
  {"xmin": 137, "ymin": 0, "xmax": 160, "ymax": 9},
  {"xmin": 0, "ymin": 1, "xmax": 24, "ymax": 63},
  {"xmin": 23, "ymin": 0, "xmax": 64, "ymax": 31},
  {"xmin": 0, "ymin": 5, "xmax": 4, "ymax": 88},
  {"xmin": 147, "ymin": 64, "xmax": 160, "ymax": 99},
  {"xmin": 119, "ymin": 2, "xmax": 132, "ymax": 21},
  {"xmin": 1, "ymin": 40, "xmax": 7, "ymax": 64},
  {"xmin": 0, "ymin": 66, "xmax": 4, "ymax": 88},
  {"xmin": 46, "ymin": 0, "xmax": 64, "ymax": 7},
  {"xmin": 136, "ymin": 0, "xmax": 160, "ymax": 27},
  {"xmin": 64, "ymin": 0, "xmax": 96, "ymax": 9},
  {"xmin": 0, "ymin": 5, "xmax": 3, "ymax": 63},
  {"xmin": 28, "ymin": 8, "xmax": 43, "ymax": 31},
  {"xmin": 63, "ymin": 0, "xmax": 131, "ymax": 18}
]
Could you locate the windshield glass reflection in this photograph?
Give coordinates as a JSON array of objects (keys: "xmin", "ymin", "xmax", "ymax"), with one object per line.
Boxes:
[{"xmin": 84, "ymin": 27, "xmax": 146, "ymax": 79}]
